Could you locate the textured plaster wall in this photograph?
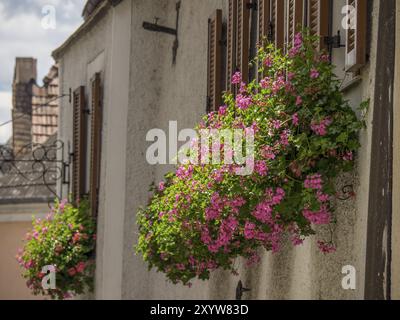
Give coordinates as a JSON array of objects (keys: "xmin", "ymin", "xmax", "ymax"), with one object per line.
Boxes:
[
  {"xmin": 56, "ymin": 7, "xmax": 113, "ymax": 299},
  {"xmin": 122, "ymin": 0, "xmax": 380, "ymax": 300}
]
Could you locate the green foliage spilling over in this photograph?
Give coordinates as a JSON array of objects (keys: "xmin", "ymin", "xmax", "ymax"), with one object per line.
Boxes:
[
  {"xmin": 17, "ymin": 199, "xmax": 96, "ymax": 300},
  {"xmin": 136, "ymin": 32, "xmax": 367, "ymax": 286}
]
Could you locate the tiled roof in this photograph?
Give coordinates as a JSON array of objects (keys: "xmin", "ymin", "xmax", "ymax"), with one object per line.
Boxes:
[{"xmin": 82, "ymin": 0, "xmax": 104, "ymax": 20}]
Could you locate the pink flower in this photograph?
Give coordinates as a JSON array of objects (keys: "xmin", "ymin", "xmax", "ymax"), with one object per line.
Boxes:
[
  {"xmin": 271, "ymin": 120, "xmax": 281, "ymax": 129},
  {"xmin": 236, "ymin": 94, "xmax": 252, "ymax": 110},
  {"xmin": 303, "ymin": 205, "xmax": 331, "ymax": 225},
  {"xmin": 246, "ymin": 252, "xmax": 261, "ymax": 267},
  {"xmin": 292, "ymin": 113, "xmax": 299, "ymax": 126},
  {"xmin": 310, "ymin": 68, "xmax": 320, "ymax": 79},
  {"xmin": 232, "ymin": 71, "xmax": 242, "ymax": 85},
  {"xmin": 68, "ymin": 268, "xmax": 77, "ymax": 276},
  {"xmin": 287, "ymin": 72, "xmax": 295, "ymax": 81},
  {"xmin": 304, "ymin": 174, "xmax": 323, "ymax": 190},
  {"xmin": 176, "ymin": 264, "xmax": 186, "ymax": 271},
  {"xmin": 261, "ymin": 146, "xmax": 276, "ymax": 160},
  {"xmin": 310, "ymin": 117, "xmax": 332, "ymax": 136},
  {"xmin": 264, "ymin": 56, "xmax": 273, "ymax": 68},
  {"xmin": 158, "ymin": 181, "xmax": 165, "ymax": 191},
  {"xmin": 260, "ymin": 78, "xmax": 269, "ymax": 89},
  {"xmin": 320, "ymin": 54, "xmax": 330, "ymax": 62},
  {"xmin": 280, "ymin": 130, "xmax": 290, "ymax": 146},
  {"xmin": 72, "ymin": 232, "xmax": 81, "ymax": 244},
  {"xmin": 176, "ymin": 165, "xmax": 193, "ymax": 180},
  {"xmin": 218, "ymin": 106, "xmax": 227, "ymax": 116},
  {"xmin": 343, "ymin": 151, "xmax": 353, "ymax": 161},
  {"xmin": 63, "ymin": 292, "xmax": 73, "ymax": 299},
  {"xmin": 76, "ymin": 262, "xmax": 86, "ymax": 273},
  {"xmin": 244, "ymin": 222, "xmax": 256, "ymax": 240},
  {"xmin": 317, "ymin": 241, "xmax": 336, "ymax": 254},
  {"xmin": 296, "ymin": 95, "xmax": 302, "ymax": 106},
  {"xmin": 254, "ymin": 160, "xmax": 268, "ymax": 176},
  {"xmin": 294, "ymin": 33, "xmax": 303, "ymax": 47},
  {"xmin": 317, "ymin": 191, "xmax": 330, "ymax": 203}
]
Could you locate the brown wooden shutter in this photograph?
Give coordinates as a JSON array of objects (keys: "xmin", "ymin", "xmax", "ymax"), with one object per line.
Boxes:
[
  {"xmin": 307, "ymin": 0, "xmax": 330, "ymax": 52},
  {"xmin": 287, "ymin": 0, "xmax": 304, "ymax": 48},
  {"xmin": 207, "ymin": 9, "xmax": 223, "ymax": 112},
  {"xmin": 273, "ymin": 0, "xmax": 285, "ymax": 50},
  {"xmin": 236, "ymin": 0, "xmax": 251, "ymax": 83},
  {"xmin": 89, "ymin": 73, "xmax": 102, "ymax": 217},
  {"xmin": 72, "ymin": 86, "xmax": 87, "ymax": 202},
  {"xmin": 226, "ymin": 0, "xmax": 238, "ymax": 93},
  {"xmin": 345, "ymin": 0, "xmax": 367, "ymax": 72},
  {"xmin": 258, "ymin": 0, "xmax": 271, "ymax": 45}
]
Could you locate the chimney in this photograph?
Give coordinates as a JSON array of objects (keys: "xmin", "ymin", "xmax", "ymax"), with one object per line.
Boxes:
[{"xmin": 12, "ymin": 58, "xmax": 37, "ymax": 155}]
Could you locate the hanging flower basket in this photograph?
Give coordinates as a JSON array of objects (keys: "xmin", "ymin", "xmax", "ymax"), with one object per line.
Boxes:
[
  {"xmin": 135, "ymin": 32, "xmax": 368, "ymax": 286},
  {"xmin": 17, "ymin": 199, "xmax": 96, "ymax": 300}
]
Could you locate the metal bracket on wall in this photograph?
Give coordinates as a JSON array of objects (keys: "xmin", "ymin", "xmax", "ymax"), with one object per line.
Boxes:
[
  {"xmin": 324, "ymin": 30, "xmax": 346, "ymax": 49},
  {"xmin": 142, "ymin": 1, "xmax": 181, "ymax": 64},
  {"xmin": 236, "ymin": 280, "xmax": 251, "ymax": 300}
]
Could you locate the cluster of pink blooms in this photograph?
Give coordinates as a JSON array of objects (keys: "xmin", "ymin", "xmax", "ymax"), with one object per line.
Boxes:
[
  {"xmin": 232, "ymin": 71, "xmax": 242, "ymax": 85},
  {"xmin": 68, "ymin": 261, "xmax": 87, "ymax": 276},
  {"xmin": 261, "ymin": 145, "xmax": 276, "ymax": 160},
  {"xmin": 304, "ymin": 173, "xmax": 323, "ymax": 190},
  {"xmin": 343, "ymin": 151, "xmax": 353, "ymax": 161},
  {"xmin": 254, "ymin": 160, "xmax": 268, "ymax": 176},
  {"xmin": 310, "ymin": 117, "xmax": 332, "ymax": 136},
  {"xmin": 288, "ymin": 33, "xmax": 303, "ymax": 57},
  {"xmin": 303, "ymin": 205, "xmax": 331, "ymax": 225},
  {"xmin": 176, "ymin": 165, "xmax": 194, "ymax": 180},
  {"xmin": 201, "ymin": 215, "xmax": 239, "ymax": 253},
  {"xmin": 236, "ymin": 94, "xmax": 252, "ymax": 110},
  {"xmin": 292, "ymin": 113, "xmax": 299, "ymax": 126},
  {"xmin": 317, "ymin": 241, "xmax": 337, "ymax": 254},
  {"xmin": 244, "ymin": 188, "xmax": 286, "ymax": 253},
  {"xmin": 205, "ymin": 193, "xmax": 246, "ymax": 221},
  {"xmin": 252, "ymin": 188, "xmax": 285, "ymax": 224},
  {"xmin": 288, "ymin": 223, "xmax": 304, "ymax": 246},
  {"xmin": 296, "ymin": 95, "xmax": 303, "ymax": 106},
  {"xmin": 260, "ymin": 77, "xmax": 270, "ymax": 89}
]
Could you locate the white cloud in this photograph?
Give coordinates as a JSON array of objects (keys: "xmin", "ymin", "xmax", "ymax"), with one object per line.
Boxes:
[
  {"xmin": 0, "ymin": 0, "xmax": 85, "ymax": 143},
  {"xmin": 0, "ymin": 91, "xmax": 12, "ymax": 144},
  {"xmin": 0, "ymin": 0, "xmax": 85, "ymax": 91}
]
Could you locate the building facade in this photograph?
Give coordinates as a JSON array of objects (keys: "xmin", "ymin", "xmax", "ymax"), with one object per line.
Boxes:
[
  {"xmin": 12, "ymin": 58, "xmax": 59, "ymax": 154},
  {"xmin": 53, "ymin": 0, "xmax": 399, "ymax": 300}
]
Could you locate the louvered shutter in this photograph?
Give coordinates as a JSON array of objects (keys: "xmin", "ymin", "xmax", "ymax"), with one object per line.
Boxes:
[
  {"xmin": 89, "ymin": 73, "xmax": 102, "ymax": 217},
  {"xmin": 207, "ymin": 9, "xmax": 223, "ymax": 112},
  {"xmin": 287, "ymin": 0, "xmax": 304, "ymax": 48},
  {"xmin": 345, "ymin": 0, "xmax": 367, "ymax": 72},
  {"xmin": 307, "ymin": 0, "xmax": 330, "ymax": 52},
  {"xmin": 273, "ymin": 0, "xmax": 285, "ymax": 50},
  {"xmin": 236, "ymin": 0, "xmax": 251, "ymax": 84},
  {"xmin": 258, "ymin": 0, "xmax": 271, "ymax": 45},
  {"xmin": 72, "ymin": 86, "xmax": 87, "ymax": 202},
  {"xmin": 227, "ymin": 0, "xmax": 238, "ymax": 93}
]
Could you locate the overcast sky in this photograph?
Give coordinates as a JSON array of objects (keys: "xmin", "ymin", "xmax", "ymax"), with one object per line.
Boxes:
[{"xmin": 0, "ymin": 0, "xmax": 85, "ymax": 144}]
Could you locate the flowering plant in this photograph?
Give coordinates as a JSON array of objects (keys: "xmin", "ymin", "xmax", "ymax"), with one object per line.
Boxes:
[
  {"xmin": 136, "ymin": 32, "xmax": 367, "ymax": 286},
  {"xmin": 17, "ymin": 199, "xmax": 96, "ymax": 300}
]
